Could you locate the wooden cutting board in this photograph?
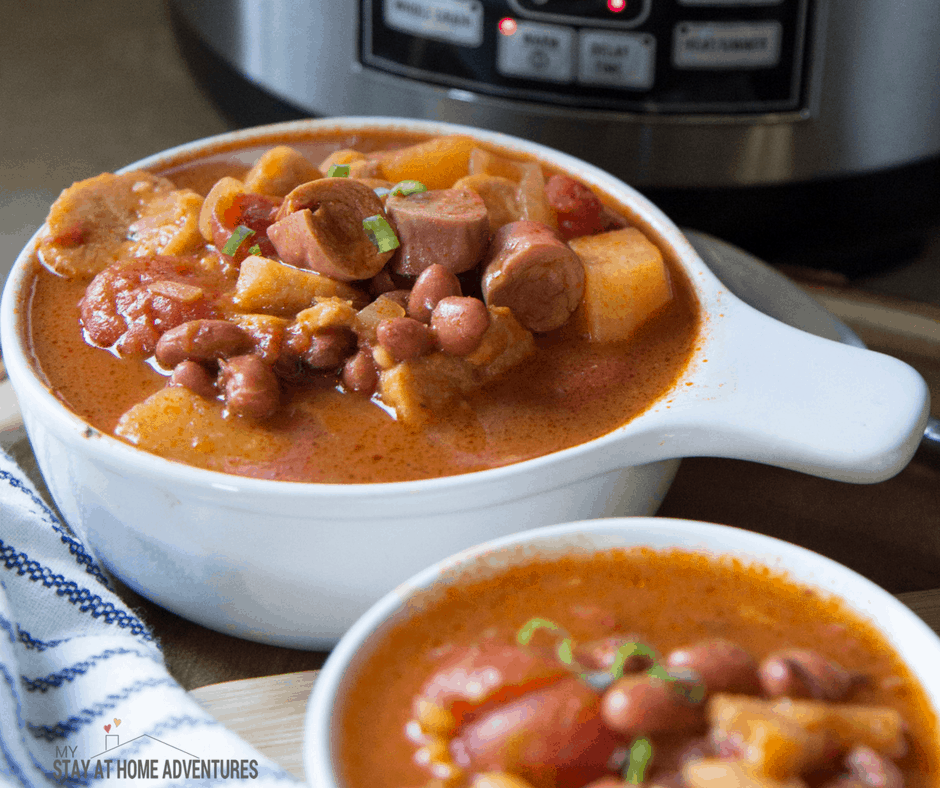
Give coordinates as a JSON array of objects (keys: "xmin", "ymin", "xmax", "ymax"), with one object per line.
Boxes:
[{"xmin": 189, "ymin": 589, "xmax": 940, "ymax": 783}]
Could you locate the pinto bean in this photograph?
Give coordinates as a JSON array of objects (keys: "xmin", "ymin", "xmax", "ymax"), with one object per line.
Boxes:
[
  {"xmin": 154, "ymin": 319, "xmax": 253, "ymax": 368},
  {"xmin": 342, "ymin": 347, "xmax": 379, "ymax": 395},
  {"xmin": 845, "ymin": 746, "xmax": 904, "ymax": 788},
  {"xmin": 481, "ymin": 220, "xmax": 585, "ymax": 333},
  {"xmin": 376, "ymin": 317, "xmax": 434, "ymax": 362},
  {"xmin": 431, "ymin": 297, "xmax": 490, "ymax": 356},
  {"xmin": 408, "ymin": 264, "xmax": 463, "ymax": 323},
  {"xmin": 450, "ymin": 676, "xmax": 620, "ymax": 788},
  {"xmin": 303, "ymin": 328, "xmax": 357, "ymax": 370},
  {"xmin": 601, "ymin": 673, "xmax": 706, "ymax": 738},
  {"xmin": 219, "ymin": 354, "xmax": 280, "ymax": 419},
  {"xmin": 573, "ymin": 636, "xmax": 653, "ymax": 673},
  {"xmin": 666, "ymin": 639, "xmax": 761, "ymax": 696},
  {"xmin": 168, "ymin": 360, "xmax": 217, "ymax": 400},
  {"xmin": 758, "ymin": 649, "xmax": 853, "ymax": 701}
]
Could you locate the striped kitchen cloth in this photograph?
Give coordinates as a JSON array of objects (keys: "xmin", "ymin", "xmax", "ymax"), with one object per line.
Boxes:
[{"xmin": 0, "ymin": 449, "xmax": 302, "ymax": 787}]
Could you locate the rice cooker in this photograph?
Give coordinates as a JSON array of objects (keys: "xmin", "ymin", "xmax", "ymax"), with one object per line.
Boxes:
[{"xmin": 168, "ymin": 0, "xmax": 940, "ymax": 271}]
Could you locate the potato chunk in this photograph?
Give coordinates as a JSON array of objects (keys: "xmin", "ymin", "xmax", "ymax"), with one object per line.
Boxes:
[
  {"xmin": 232, "ymin": 255, "xmax": 366, "ymax": 316},
  {"xmin": 708, "ymin": 694, "xmax": 907, "ymax": 779},
  {"xmin": 683, "ymin": 760, "xmax": 807, "ymax": 788},
  {"xmin": 115, "ymin": 387, "xmax": 291, "ymax": 466},
  {"xmin": 378, "ymin": 135, "xmax": 477, "ymax": 190},
  {"xmin": 243, "ymin": 145, "xmax": 320, "ymax": 198},
  {"xmin": 568, "ymin": 228, "xmax": 673, "ymax": 343},
  {"xmin": 378, "ymin": 307, "xmax": 534, "ymax": 424}
]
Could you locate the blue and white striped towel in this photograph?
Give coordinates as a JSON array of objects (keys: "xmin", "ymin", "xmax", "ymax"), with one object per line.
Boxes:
[{"xmin": 0, "ymin": 449, "xmax": 302, "ymax": 787}]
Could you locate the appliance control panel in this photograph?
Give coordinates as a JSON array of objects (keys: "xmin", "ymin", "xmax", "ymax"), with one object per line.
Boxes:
[{"xmin": 360, "ymin": 0, "xmax": 814, "ymax": 114}]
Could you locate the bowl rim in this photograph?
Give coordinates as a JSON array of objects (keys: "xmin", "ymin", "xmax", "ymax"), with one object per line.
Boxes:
[
  {"xmin": 302, "ymin": 515, "xmax": 940, "ymax": 787},
  {"xmin": 0, "ymin": 116, "xmax": 719, "ymax": 498}
]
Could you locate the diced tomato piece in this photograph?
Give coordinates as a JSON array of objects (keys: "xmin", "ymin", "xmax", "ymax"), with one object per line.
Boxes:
[
  {"xmin": 217, "ymin": 193, "xmax": 281, "ymax": 261},
  {"xmin": 544, "ymin": 175, "xmax": 606, "ymax": 240},
  {"xmin": 416, "ymin": 640, "xmax": 570, "ymax": 725}
]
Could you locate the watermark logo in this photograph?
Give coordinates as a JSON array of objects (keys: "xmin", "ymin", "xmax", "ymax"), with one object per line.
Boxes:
[{"xmin": 52, "ymin": 716, "xmax": 259, "ymax": 781}]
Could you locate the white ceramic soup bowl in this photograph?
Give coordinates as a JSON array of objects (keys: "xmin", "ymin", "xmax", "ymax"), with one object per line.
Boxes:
[
  {"xmin": 0, "ymin": 118, "xmax": 929, "ymax": 648},
  {"xmin": 304, "ymin": 516, "xmax": 940, "ymax": 787}
]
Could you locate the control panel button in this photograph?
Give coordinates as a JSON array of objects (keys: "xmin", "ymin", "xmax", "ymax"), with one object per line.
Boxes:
[
  {"xmin": 508, "ymin": 0, "xmax": 652, "ymax": 28},
  {"xmin": 383, "ymin": 0, "xmax": 484, "ymax": 47},
  {"xmin": 496, "ymin": 20, "xmax": 576, "ymax": 83},
  {"xmin": 578, "ymin": 31, "xmax": 655, "ymax": 89},
  {"xmin": 673, "ymin": 21, "xmax": 782, "ymax": 69}
]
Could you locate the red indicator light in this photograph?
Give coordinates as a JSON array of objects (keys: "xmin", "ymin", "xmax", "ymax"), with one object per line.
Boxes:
[
  {"xmin": 608, "ymin": 0, "xmax": 626, "ymax": 11},
  {"xmin": 498, "ymin": 17, "xmax": 517, "ymax": 35}
]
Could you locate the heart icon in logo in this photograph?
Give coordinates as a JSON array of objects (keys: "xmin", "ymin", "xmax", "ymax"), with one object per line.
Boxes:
[
  {"xmin": 104, "ymin": 724, "xmax": 111, "ymax": 733},
  {"xmin": 114, "ymin": 718, "xmax": 121, "ymax": 727}
]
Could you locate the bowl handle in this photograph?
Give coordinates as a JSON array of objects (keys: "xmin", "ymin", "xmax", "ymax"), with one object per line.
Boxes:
[{"xmin": 624, "ymin": 300, "xmax": 930, "ymax": 483}]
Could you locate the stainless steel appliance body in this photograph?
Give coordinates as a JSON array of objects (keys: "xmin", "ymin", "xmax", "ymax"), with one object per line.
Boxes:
[{"xmin": 169, "ymin": 0, "xmax": 940, "ymax": 189}]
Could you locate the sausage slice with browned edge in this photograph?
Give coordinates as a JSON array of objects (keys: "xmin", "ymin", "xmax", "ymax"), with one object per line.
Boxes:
[
  {"xmin": 267, "ymin": 178, "xmax": 394, "ymax": 281},
  {"xmin": 481, "ymin": 220, "xmax": 585, "ymax": 333},
  {"xmin": 385, "ymin": 188, "xmax": 489, "ymax": 276}
]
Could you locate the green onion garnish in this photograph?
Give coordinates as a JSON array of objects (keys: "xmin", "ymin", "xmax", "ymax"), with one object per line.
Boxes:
[
  {"xmin": 623, "ymin": 737, "xmax": 653, "ymax": 784},
  {"xmin": 516, "ymin": 617, "xmax": 562, "ymax": 646},
  {"xmin": 362, "ymin": 214, "xmax": 400, "ymax": 253},
  {"xmin": 222, "ymin": 225, "xmax": 255, "ymax": 256},
  {"xmin": 327, "ymin": 163, "xmax": 351, "ymax": 177},
  {"xmin": 248, "ymin": 244, "xmax": 261, "ymax": 256},
  {"xmin": 373, "ymin": 186, "xmax": 391, "ymax": 198},
  {"xmin": 390, "ymin": 180, "xmax": 428, "ymax": 197},
  {"xmin": 557, "ymin": 638, "xmax": 575, "ymax": 666},
  {"xmin": 610, "ymin": 642, "xmax": 658, "ymax": 679}
]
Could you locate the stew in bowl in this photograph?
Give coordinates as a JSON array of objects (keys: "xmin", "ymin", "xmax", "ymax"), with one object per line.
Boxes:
[
  {"xmin": 305, "ymin": 518, "xmax": 940, "ymax": 788},
  {"xmin": 20, "ymin": 128, "xmax": 699, "ymax": 483}
]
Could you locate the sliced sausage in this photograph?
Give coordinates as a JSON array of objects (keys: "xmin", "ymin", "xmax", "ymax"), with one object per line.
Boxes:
[
  {"xmin": 267, "ymin": 178, "xmax": 394, "ymax": 281},
  {"xmin": 219, "ymin": 354, "xmax": 280, "ymax": 419},
  {"xmin": 450, "ymin": 676, "xmax": 620, "ymax": 788},
  {"xmin": 417, "ymin": 641, "xmax": 569, "ymax": 726},
  {"xmin": 431, "ymin": 297, "xmax": 490, "ymax": 356},
  {"xmin": 408, "ymin": 264, "xmax": 462, "ymax": 323},
  {"xmin": 481, "ymin": 220, "xmax": 585, "ymax": 333},
  {"xmin": 758, "ymin": 649, "xmax": 854, "ymax": 701},
  {"xmin": 154, "ymin": 319, "xmax": 253, "ymax": 369},
  {"xmin": 385, "ymin": 188, "xmax": 490, "ymax": 276},
  {"xmin": 665, "ymin": 639, "xmax": 761, "ymax": 696}
]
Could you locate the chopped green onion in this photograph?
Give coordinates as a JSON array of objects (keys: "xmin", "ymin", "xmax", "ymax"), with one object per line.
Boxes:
[
  {"xmin": 390, "ymin": 180, "xmax": 428, "ymax": 197},
  {"xmin": 623, "ymin": 737, "xmax": 653, "ymax": 784},
  {"xmin": 373, "ymin": 186, "xmax": 391, "ymax": 198},
  {"xmin": 362, "ymin": 214, "xmax": 400, "ymax": 253},
  {"xmin": 248, "ymin": 244, "xmax": 261, "ymax": 256},
  {"xmin": 610, "ymin": 641, "xmax": 658, "ymax": 679},
  {"xmin": 327, "ymin": 163, "xmax": 351, "ymax": 177},
  {"xmin": 222, "ymin": 225, "xmax": 255, "ymax": 256},
  {"xmin": 557, "ymin": 638, "xmax": 575, "ymax": 666},
  {"xmin": 516, "ymin": 617, "xmax": 562, "ymax": 646}
]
